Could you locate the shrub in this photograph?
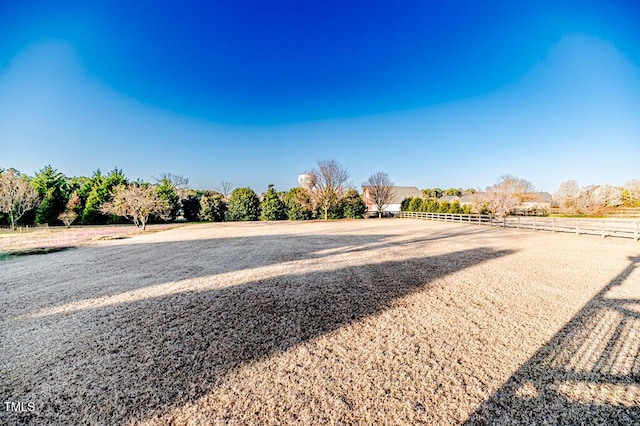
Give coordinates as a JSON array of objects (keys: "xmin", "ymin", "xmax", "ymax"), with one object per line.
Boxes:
[
  {"xmin": 400, "ymin": 197, "xmax": 412, "ymax": 211},
  {"xmin": 260, "ymin": 185, "xmax": 286, "ymax": 221},
  {"xmin": 156, "ymin": 177, "xmax": 180, "ymax": 221},
  {"xmin": 32, "ymin": 165, "xmax": 70, "ymax": 225},
  {"xmin": 284, "ymin": 187, "xmax": 313, "ymax": 220},
  {"xmin": 407, "ymin": 197, "xmax": 423, "ymax": 212},
  {"xmin": 181, "ymin": 194, "xmax": 201, "ymax": 222},
  {"xmin": 341, "ymin": 188, "xmax": 366, "ymax": 219},
  {"xmin": 226, "ymin": 187, "xmax": 260, "ymax": 221},
  {"xmin": 199, "ymin": 192, "xmax": 227, "ymax": 222}
]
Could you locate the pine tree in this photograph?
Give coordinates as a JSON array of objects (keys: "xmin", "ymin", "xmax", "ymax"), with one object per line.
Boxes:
[
  {"xmin": 226, "ymin": 187, "xmax": 260, "ymax": 221},
  {"xmin": 340, "ymin": 188, "xmax": 366, "ymax": 219},
  {"xmin": 260, "ymin": 185, "xmax": 286, "ymax": 221}
]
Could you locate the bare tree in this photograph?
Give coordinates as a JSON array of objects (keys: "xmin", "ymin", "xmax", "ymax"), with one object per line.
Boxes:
[
  {"xmin": 306, "ymin": 159, "xmax": 350, "ymax": 220},
  {"xmin": 554, "ymin": 180, "xmax": 581, "ymax": 213},
  {"xmin": 556, "ymin": 181, "xmax": 623, "ymax": 215},
  {"xmin": 622, "ymin": 179, "xmax": 640, "ymax": 207},
  {"xmin": 155, "ymin": 172, "xmax": 189, "ymax": 189},
  {"xmin": 363, "ymin": 172, "xmax": 395, "ymax": 218},
  {"xmin": 486, "ymin": 175, "xmax": 535, "ymax": 217},
  {"xmin": 0, "ymin": 169, "xmax": 39, "ymax": 230},
  {"xmin": 101, "ymin": 184, "xmax": 167, "ymax": 231},
  {"xmin": 574, "ymin": 184, "xmax": 622, "ymax": 216},
  {"xmin": 154, "ymin": 172, "xmax": 190, "ymax": 199},
  {"xmin": 58, "ymin": 191, "xmax": 81, "ymax": 228},
  {"xmin": 217, "ymin": 181, "xmax": 233, "ymax": 200}
]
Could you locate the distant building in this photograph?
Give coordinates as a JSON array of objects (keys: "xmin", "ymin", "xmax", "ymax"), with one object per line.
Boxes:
[
  {"xmin": 298, "ymin": 174, "xmax": 314, "ymax": 189},
  {"xmin": 362, "ymin": 186, "xmax": 423, "ymax": 215},
  {"xmin": 517, "ymin": 192, "xmax": 553, "ymax": 213}
]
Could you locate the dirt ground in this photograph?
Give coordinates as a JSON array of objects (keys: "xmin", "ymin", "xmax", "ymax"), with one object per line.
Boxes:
[
  {"xmin": 2, "ymin": 219, "xmax": 639, "ymax": 425},
  {"xmin": 0, "ymin": 224, "xmax": 176, "ymax": 253}
]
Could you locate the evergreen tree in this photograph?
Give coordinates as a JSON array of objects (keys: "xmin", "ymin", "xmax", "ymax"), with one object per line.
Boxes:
[
  {"xmin": 437, "ymin": 201, "xmax": 451, "ymax": 213},
  {"xmin": 340, "ymin": 188, "xmax": 366, "ymax": 219},
  {"xmin": 448, "ymin": 200, "xmax": 463, "ymax": 214},
  {"xmin": 407, "ymin": 197, "xmax": 423, "ymax": 212},
  {"xmin": 181, "ymin": 193, "xmax": 201, "ymax": 221},
  {"xmin": 260, "ymin": 184, "xmax": 286, "ymax": 221},
  {"xmin": 226, "ymin": 188, "xmax": 260, "ymax": 221},
  {"xmin": 199, "ymin": 191, "xmax": 227, "ymax": 222},
  {"xmin": 32, "ymin": 165, "xmax": 70, "ymax": 225},
  {"xmin": 81, "ymin": 168, "xmax": 127, "ymax": 224},
  {"xmin": 156, "ymin": 177, "xmax": 180, "ymax": 221},
  {"xmin": 284, "ymin": 187, "xmax": 313, "ymax": 220}
]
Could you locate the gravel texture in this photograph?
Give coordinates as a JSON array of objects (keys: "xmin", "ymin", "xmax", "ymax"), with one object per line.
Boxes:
[{"xmin": 1, "ymin": 219, "xmax": 639, "ymax": 425}]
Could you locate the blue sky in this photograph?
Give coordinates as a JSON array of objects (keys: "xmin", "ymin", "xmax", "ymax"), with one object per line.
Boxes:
[{"xmin": 1, "ymin": 1, "xmax": 639, "ymax": 193}]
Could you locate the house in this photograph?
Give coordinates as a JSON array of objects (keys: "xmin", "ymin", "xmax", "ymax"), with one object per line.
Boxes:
[
  {"xmin": 362, "ymin": 186, "xmax": 423, "ymax": 215},
  {"xmin": 516, "ymin": 192, "xmax": 553, "ymax": 214}
]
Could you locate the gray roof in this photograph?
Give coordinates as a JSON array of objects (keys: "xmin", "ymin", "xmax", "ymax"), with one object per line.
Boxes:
[
  {"xmin": 363, "ymin": 186, "xmax": 423, "ymax": 204},
  {"xmin": 438, "ymin": 195, "xmax": 459, "ymax": 203},
  {"xmin": 527, "ymin": 192, "xmax": 553, "ymax": 202}
]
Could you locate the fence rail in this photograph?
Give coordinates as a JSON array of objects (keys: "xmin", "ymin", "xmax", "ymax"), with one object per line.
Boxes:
[
  {"xmin": 549, "ymin": 207, "xmax": 640, "ymax": 217},
  {"xmin": 398, "ymin": 211, "xmax": 640, "ymax": 241}
]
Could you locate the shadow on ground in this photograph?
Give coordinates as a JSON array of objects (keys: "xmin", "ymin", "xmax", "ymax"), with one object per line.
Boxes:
[
  {"xmin": 3, "ymin": 225, "xmax": 494, "ymax": 318},
  {"xmin": 465, "ymin": 256, "xmax": 640, "ymax": 425},
  {"xmin": 2, "ymin": 242, "xmax": 513, "ymax": 424}
]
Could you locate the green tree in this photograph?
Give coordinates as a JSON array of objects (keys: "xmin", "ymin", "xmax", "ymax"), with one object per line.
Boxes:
[
  {"xmin": 448, "ymin": 200, "xmax": 463, "ymax": 214},
  {"xmin": 181, "ymin": 193, "xmax": 201, "ymax": 221},
  {"xmin": 199, "ymin": 191, "xmax": 227, "ymax": 222},
  {"xmin": 421, "ymin": 199, "xmax": 437, "ymax": 212},
  {"xmin": 32, "ymin": 165, "xmax": 70, "ymax": 225},
  {"xmin": 260, "ymin": 184, "xmax": 286, "ymax": 221},
  {"xmin": 437, "ymin": 201, "xmax": 450, "ymax": 213},
  {"xmin": 226, "ymin": 187, "xmax": 259, "ymax": 221},
  {"xmin": 443, "ymin": 188, "xmax": 462, "ymax": 197},
  {"xmin": 407, "ymin": 197, "xmax": 423, "ymax": 212},
  {"xmin": 340, "ymin": 188, "xmax": 366, "ymax": 219},
  {"xmin": 156, "ymin": 177, "xmax": 180, "ymax": 221},
  {"xmin": 284, "ymin": 187, "xmax": 313, "ymax": 220},
  {"xmin": 81, "ymin": 168, "xmax": 127, "ymax": 224},
  {"xmin": 422, "ymin": 188, "xmax": 442, "ymax": 199}
]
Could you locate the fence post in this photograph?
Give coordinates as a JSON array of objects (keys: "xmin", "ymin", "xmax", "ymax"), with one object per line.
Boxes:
[
  {"xmin": 517, "ymin": 217, "xmax": 520, "ymax": 229},
  {"xmin": 502, "ymin": 217, "xmax": 505, "ymax": 228},
  {"xmin": 552, "ymin": 218, "xmax": 556, "ymax": 233}
]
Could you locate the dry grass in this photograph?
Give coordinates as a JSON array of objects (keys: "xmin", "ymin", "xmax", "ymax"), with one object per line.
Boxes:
[
  {"xmin": 1, "ymin": 219, "xmax": 639, "ymax": 425},
  {"xmin": 0, "ymin": 224, "xmax": 178, "ymax": 253}
]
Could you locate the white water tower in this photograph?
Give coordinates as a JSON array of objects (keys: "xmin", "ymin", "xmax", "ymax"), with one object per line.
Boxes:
[{"xmin": 298, "ymin": 173, "xmax": 314, "ymax": 189}]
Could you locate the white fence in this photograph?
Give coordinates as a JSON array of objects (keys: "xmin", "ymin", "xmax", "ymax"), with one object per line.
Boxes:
[{"xmin": 398, "ymin": 211, "xmax": 640, "ymax": 241}]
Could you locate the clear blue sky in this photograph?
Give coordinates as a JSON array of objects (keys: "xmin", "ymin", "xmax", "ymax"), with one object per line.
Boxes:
[{"xmin": 1, "ymin": 1, "xmax": 639, "ymax": 193}]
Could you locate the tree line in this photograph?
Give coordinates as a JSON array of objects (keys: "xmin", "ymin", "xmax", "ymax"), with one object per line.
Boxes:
[
  {"xmin": 553, "ymin": 180, "xmax": 640, "ymax": 215},
  {"xmin": 0, "ymin": 160, "xmax": 375, "ymax": 230},
  {"xmin": 401, "ymin": 176, "xmax": 640, "ymax": 217}
]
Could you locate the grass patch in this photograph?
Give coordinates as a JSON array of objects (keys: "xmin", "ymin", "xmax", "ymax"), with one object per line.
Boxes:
[
  {"xmin": 0, "ymin": 246, "xmax": 74, "ymax": 259},
  {"xmin": 93, "ymin": 235, "xmax": 130, "ymax": 241}
]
